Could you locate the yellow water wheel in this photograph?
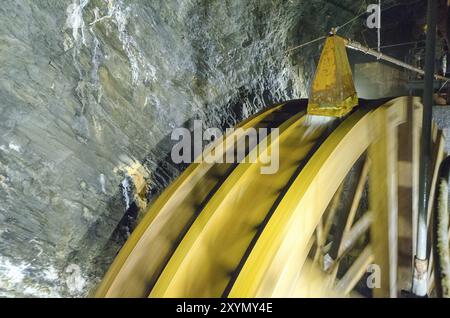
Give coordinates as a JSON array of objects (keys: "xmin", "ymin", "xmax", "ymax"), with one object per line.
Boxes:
[{"xmin": 95, "ymin": 96, "xmax": 446, "ymax": 298}]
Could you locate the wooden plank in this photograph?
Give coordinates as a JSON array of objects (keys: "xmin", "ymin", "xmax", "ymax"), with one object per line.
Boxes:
[
  {"xmin": 411, "ymin": 102, "xmax": 422, "ymax": 264},
  {"xmin": 396, "ymin": 98, "xmax": 415, "ymax": 292},
  {"xmin": 369, "ymin": 100, "xmax": 406, "ymax": 298}
]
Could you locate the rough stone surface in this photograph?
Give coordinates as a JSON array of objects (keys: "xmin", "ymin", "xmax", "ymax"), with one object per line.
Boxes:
[
  {"xmin": 433, "ymin": 106, "xmax": 450, "ymax": 152},
  {"xmin": 0, "ymin": 0, "xmax": 364, "ymax": 297}
]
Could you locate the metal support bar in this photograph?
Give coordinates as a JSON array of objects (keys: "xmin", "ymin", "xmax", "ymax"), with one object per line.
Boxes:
[
  {"xmin": 412, "ymin": 0, "xmax": 438, "ymax": 297},
  {"xmin": 343, "ymin": 39, "xmax": 448, "ymax": 81}
]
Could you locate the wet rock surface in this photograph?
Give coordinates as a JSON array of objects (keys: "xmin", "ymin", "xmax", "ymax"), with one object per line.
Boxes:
[
  {"xmin": 0, "ymin": 0, "xmax": 363, "ymax": 297},
  {"xmin": 433, "ymin": 106, "xmax": 450, "ymax": 152}
]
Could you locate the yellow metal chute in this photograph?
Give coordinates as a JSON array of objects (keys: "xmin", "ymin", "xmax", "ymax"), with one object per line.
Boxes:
[{"xmin": 307, "ymin": 35, "xmax": 358, "ymax": 117}]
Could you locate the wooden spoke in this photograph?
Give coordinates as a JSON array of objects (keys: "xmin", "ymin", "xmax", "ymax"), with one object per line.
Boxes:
[
  {"xmin": 328, "ymin": 211, "xmax": 373, "ymax": 275},
  {"xmin": 369, "ymin": 102, "xmax": 406, "ymax": 298},
  {"xmin": 327, "ymin": 156, "xmax": 371, "ymax": 283},
  {"xmin": 335, "ymin": 245, "xmax": 374, "ymax": 295},
  {"xmin": 342, "ymin": 159, "xmax": 371, "ymax": 242},
  {"xmin": 313, "ymin": 183, "xmax": 345, "ymax": 266}
]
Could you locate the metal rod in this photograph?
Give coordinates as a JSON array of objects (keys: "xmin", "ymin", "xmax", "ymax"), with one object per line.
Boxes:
[
  {"xmin": 412, "ymin": 0, "xmax": 437, "ymax": 297},
  {"xmin": 377, "ymin": 0, "xmax": 381, "ymax": 52},
  {"xmin": 343, "ymin": 39, "xmax": 448, "ymax": 81}
]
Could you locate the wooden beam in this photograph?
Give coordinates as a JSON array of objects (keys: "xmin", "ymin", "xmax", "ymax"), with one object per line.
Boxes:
[
  {"xmin": 412, "ymin": 102, "xmax": 422, "ymax": 265},
  {"xmin": 369, "ymin": 100, "xmax": 406, "ymax": 297}
]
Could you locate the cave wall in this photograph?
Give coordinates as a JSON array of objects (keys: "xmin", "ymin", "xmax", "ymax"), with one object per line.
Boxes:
[{"xmin": 0, "ymin": 0, "xmax": 362, "ymax": 297}]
